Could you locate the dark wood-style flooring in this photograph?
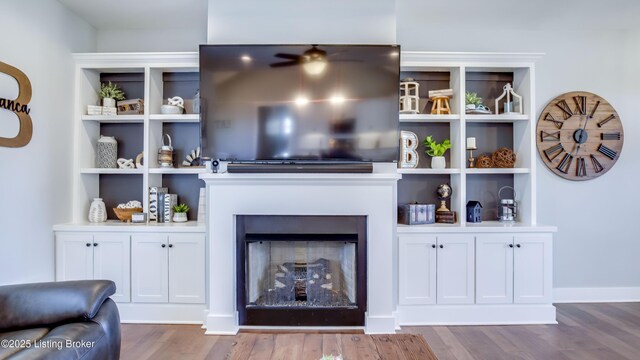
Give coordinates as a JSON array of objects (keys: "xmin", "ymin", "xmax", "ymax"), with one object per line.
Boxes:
[{"xmin": 121, "ymin": 303, "xmax": 640, "ymax": 359}]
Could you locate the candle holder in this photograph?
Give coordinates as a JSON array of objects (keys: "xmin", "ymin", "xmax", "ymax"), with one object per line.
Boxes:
[{"xmin": 467, "ymin": 147, "xmax": 477, "ymax": 168}]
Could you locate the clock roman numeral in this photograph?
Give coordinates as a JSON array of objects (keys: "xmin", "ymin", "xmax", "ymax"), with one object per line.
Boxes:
[
  {"xmin": 556, "ymin": 153, "xmax": 573, "ymax": 174},
  {"xmin": 556, "ymin": 99, "xmax": 573, "ymax": 120},
  {"xmin": 576, "ymin": 157, "xmax": 587, "ymax": 177},
  {"xmin": 544, "ymin": 113, "xmax": 564, "ymax": 129},
  {"xmin": 601, "ymin": 132, "xmax": 621, "ymax": 140},
  {"xmin": 589, "ymin": 100, "xmax": 601, "ymax": 118},
  {"xmin": 597, "ymin": 114, "xmax": 616, "ymax": 127},
  {"xmin": 540, "ymin": 130, "xmax": 560, "ymax": 142},
  {"xmin": 543, "ymin": 143, "xmax": 565, "ymax": 161},
  {"xmin": 597, "ymin": 144, "xmax": 617, "ymax": 160},
  {"xmin": 573, "ymin": 96, "xmax": 587, "ymax": 115},
  {"xmin": 590, "ymin": 154, "xmax": 604, "ymax": 173}
]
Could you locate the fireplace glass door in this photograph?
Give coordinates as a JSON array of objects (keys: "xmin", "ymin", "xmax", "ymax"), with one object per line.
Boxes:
[{"xmin": 246, "ymin": 240, "xmax": 357, "ymax": 309}]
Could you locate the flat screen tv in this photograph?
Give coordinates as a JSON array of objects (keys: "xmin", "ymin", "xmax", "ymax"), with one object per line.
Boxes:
[{"xmin": 200, "ymin": 44, "xmax": 400, "ymax": 163}]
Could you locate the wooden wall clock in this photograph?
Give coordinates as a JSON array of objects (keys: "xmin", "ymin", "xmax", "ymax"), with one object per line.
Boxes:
[{"xmin": 536, "ymin": 91, "xmax": 623, "ymax": 180}]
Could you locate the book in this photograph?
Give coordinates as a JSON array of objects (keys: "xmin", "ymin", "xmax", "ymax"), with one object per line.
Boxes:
[
  {"xmin": 149, "ymin": 187, "xmax": 168, "ymax": 221},
  {"xmin": 436, "ymin": 211, "xmax": 456, "ymax": 224},
  {"xmin": 159, "ymin": 193, "xmax": 177, "ymax": 223}
]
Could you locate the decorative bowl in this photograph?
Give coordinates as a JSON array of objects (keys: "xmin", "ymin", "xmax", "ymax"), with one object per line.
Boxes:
[
  {"xmin": 160, "ymin": 105, "xmax": 183, "ymax": 115},
  {"xmin": 113, "ymin": 207, "xmax": 143, "ymax": 222}
]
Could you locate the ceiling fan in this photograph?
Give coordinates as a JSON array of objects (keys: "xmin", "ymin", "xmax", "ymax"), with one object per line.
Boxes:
[{"xmin": 270, "ymin": 45, "xmax": 328, "ymax": 75}]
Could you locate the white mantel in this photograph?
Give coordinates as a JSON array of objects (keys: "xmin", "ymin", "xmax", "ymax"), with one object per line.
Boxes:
[{"xmin": 200, "ymin": 171, "xmax": 401, "ymax": 334}]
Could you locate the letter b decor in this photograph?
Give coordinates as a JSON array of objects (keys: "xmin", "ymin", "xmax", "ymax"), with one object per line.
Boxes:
[{"xmin": 0, "ymin": 61, "xmax": 33, "ymax": 148}]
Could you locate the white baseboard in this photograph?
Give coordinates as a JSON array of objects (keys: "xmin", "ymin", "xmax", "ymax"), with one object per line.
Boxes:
[
  {"xmin": 117, "ymin": 303, "xmax": 206, "ymax": 324},
  {"xmin": 553, "ymin": 287, "xmax": 640, "ymax": 303}
]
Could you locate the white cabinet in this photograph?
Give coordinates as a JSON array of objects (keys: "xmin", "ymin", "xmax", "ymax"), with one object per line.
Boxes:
[
  {"xmin": 131, "ymin": 233, "xmax": 205, "ymax": 304},
  {"xmin": 475, "ymin": 233, "xmax": 552, "ymax": 304},
  {"xmin": 398, "ymin": 234, "xmax": 474, "ymax": 305},
  {"xmin": 514, "ymin": 234, "xmax": 552, "ymax": 304},
  {"xmin": 55, "ymin": 232, "xmax": 130, "ymax": 302},
  {"xmin": 399, "ymin": 235, "xmax": 437, "ymax": 305},
  {"xmin": 436, "ymin": 235, "xmax": 475, "ymax": 305}
]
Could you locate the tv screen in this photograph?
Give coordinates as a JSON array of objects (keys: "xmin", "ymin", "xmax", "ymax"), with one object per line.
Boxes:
[{"xmin": 200, "ymin": 44, "xmax": 400, "ymax": 162}]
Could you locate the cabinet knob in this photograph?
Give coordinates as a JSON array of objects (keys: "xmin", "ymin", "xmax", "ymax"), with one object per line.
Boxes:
[
  {"xmin": 516, "ymin": 244, "xmax": 521, "ymax": 248},
  {"xmin": 86, "ymin": 243, "xmax": 91, "ymax": 247},
  {"xmin": 168, "ymin": 244, "xmax": 173, "ymax": 248},
  {"xmin": 161, "ymin": 244, "xmax": 166, "ymax": 248},
  {"xmin": 439, "ymin": 244, "xmax": 444, "ymax": 249},
  {"xmin": 93, "ymin": 243, "xmax": 98, "ymax": 247},
  {"xmin": 509, "ymin": 244, "xmax": 514, "ymax": 248},
  {"xmin": 431, "ymin": 244, "xmax": 436, "ymax": 248}
]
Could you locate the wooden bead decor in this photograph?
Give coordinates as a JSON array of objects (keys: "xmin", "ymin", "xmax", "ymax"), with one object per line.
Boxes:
[
  {"xmin": 477, "ymin": 154, "xmax": 494, "ymax": 168},
  {"xmin": 492, "ymin": 147, "xmax": 516, "ymax": 168}
]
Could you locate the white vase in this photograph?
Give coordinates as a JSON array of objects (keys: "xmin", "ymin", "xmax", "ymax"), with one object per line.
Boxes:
[
  {"xmin": 431, "ymin": 156, "xmax": 446, "ymax": 169},
  {"xmin": 103, "ymin": 98, "xmax": 116, "ymax": 108},
  {"xmin": 173, "ymin": 212, "xmax": 188, "ymax": 223},
  {"xmin": 89, "ymin": 198, "xmax": 107, "ymax": 223}
]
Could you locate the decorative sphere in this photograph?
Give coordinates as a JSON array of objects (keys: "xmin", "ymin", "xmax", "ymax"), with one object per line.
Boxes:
[{"xmin": 437, "ymin": 184, "xmax": 452, "ymax": 199}]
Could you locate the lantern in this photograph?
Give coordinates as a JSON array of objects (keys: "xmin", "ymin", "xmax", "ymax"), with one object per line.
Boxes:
[
  {"xmin": 497, "ymin": 186, "xmax": 517, "ymax": 222},
  {"xmin": 495, "ymin": 83, "xmax": 523, "ymax": 115},
  {"xmin": 400, "ymin": 78, "xmax": 420, "ymax": 114},
  {"xmin": 157, "ymin": 134, "xmax": 174, "ymax": 168}
]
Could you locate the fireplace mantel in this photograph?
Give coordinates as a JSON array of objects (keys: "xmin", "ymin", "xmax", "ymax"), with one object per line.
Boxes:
[{"xmin": 200, "ymin": 171, "xmax": 401, "ymax": 334}]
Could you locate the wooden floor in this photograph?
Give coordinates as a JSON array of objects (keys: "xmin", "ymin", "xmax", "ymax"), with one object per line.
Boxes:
[{"xmin": 121, "ymin": 303, "xmax": 640, "ymax": 360}]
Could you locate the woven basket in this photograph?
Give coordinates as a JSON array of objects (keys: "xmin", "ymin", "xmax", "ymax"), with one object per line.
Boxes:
[{"xmin": 113, "ymin": 207, "xmax": 143, "ymax": 222}]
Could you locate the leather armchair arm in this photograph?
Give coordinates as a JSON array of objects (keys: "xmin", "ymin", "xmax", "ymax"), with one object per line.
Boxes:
[{"xmin": 0, "ymin": 280, "xmax": 116, "ymax": 330}]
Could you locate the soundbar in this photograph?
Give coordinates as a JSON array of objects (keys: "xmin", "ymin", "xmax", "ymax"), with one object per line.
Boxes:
[{"xmin": 227, "ymin": 162, "xmax": 374, "ymax": 174}]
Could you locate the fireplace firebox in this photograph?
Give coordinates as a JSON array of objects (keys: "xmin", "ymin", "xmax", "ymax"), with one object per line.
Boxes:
[{"xmin": 237, "ymin": 215, "xmax": 367, "ymax": 326}]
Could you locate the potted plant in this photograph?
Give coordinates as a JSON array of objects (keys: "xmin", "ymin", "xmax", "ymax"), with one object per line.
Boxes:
[
  {"xmin": 99, "ymin": 81, "xmax": 126, "ymax": 108},
  {"xmin": 465, "ymin": 91, "xmax": 483, "ymax": 111},
  {"xmin": 172, "ymin": 203, "xmax": 189, "ymax": 222},
  {"xmin": 424, "ymin": 135, "xmax": 451, "ymax": 169}
]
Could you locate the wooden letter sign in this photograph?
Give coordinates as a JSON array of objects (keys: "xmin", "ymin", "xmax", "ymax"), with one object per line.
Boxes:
[{"xmin": 0, "ymin": 61, "xmax": 33, "ymax": 147}]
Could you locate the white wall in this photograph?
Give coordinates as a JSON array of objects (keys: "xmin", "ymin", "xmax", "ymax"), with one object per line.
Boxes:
[
  {"xmin": 0, "ymin": 0, "xmax": 96, "ymax": 285},
  {"xmin": 97, "ymin": 27, "xmax": 206, "ymax": 52}
]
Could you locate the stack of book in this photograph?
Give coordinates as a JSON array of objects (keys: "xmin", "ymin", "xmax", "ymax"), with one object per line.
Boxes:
[{"xmin": 149, "ymin": 187, "xmax": 177, "ymax": 223}]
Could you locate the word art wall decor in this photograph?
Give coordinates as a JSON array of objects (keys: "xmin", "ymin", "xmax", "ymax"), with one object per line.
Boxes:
[{"xmin": 0, "ymin": 61, "xmax": 33, "ymax": 147}]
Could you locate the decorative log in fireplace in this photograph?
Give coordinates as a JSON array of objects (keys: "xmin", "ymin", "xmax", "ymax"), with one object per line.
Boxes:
[{"xmin": 237, "ymin": 215, "xmax": 367, "ymax": 327}]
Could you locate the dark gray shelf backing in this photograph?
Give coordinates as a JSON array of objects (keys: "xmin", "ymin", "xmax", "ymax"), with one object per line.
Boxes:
[
  {"xmin": 163, "ymin": 72, "xmax": 199, "ymax": 114},
  {"xmin": 466, "ymin": 174, "xmax": 514, "ymax": 221},
  {"xmin": 99, "ymin": 123, "xmax": 144, "ymax": 160},
  {"xmin": 161, "ymin": 174, "xmax": 204, "ymax": 220},
  {"xmin": 99, "ymin": 174, "xmax": 143, "ymax": 220},
  {"xmin": 99, "ymin": 73, "xmax": 145, "ymax": 101},
  {"xmin": 465, "ymin": 123, "xmax": 514, "ymax": 159},
  {"xmin": 398, "ymin": 174, "xmax": 453, "ymax": 208},
  {"xmin": 399, "ymin": 123, "xmax": 451, "ymax": 168},
  {"xmin": 400, "ymin": 71, "xmax": 451, "ymax": 114},
  {"xmin": 162, "ymin": 123, "xmax": 201, "ymax": 165},
  {"xmin": 465, "ymin": 72, "xmax": 514, "ymax": 112}
]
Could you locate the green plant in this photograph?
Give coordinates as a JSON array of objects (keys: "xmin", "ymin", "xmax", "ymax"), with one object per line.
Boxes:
[
  {"xmin": 99, "ymin": 81, "xmax": 126, "ymax": 101},
  {"xmin": 423, "ymin": 135, "xmax": 451, "ymax": 157},
  {"xmin": 465, "ymin": 91, "xmax": 483, "ymax": 106},
  {"xmin": 172, "ymin": 203, "xmax": 190, "ymax": 213}
]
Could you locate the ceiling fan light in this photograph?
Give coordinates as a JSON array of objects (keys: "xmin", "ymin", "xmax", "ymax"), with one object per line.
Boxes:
[{"xmin": 303, "ymin": 59, "xmax": 327, "ymax": 76}]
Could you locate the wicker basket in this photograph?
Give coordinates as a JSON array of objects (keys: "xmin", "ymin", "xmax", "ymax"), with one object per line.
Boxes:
[{"xmin": 113, "ymin": 207, "xmax": 143, "ymax": 222}]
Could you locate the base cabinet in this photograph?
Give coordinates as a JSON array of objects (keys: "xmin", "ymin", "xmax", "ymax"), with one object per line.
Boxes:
[
  {"xmin": 55, "ymin": 232, "xmax": 130, "ymax": 302},
  {"xmin": 513, "ymin": 234, "xmax": 553, "ymax": 304}
]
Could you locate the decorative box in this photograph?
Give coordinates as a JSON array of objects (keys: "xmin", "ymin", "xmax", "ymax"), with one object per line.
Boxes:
[
  {"xmin": 149, "ymin": 187, "xmax": 168, "ymax": 222},
  {"xmin": 398, "ymin": 203, "xmax": 435, "ymax": 225},
  {"xmin": 102, "ymin": 107, "xmax": 117, "ymax": 116},
  {"xmin": 87, "ymin": 105, "xmax": 103, "ymax": 115},
  {"xmin": 131, "ymin": 212, "xmax": 147, "ymax": 224},
  {"xmin": 117, "ymin": 99, "xmax": 144, "ymax": 115},
  {"xmin": 436, "ymin": 211, "xmax": 456, "ymax": 224}
]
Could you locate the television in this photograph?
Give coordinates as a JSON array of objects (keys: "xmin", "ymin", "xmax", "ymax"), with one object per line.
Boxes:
[{"xmin": 200, "ymin": 44, "xmax": 400, "ymax": 163}]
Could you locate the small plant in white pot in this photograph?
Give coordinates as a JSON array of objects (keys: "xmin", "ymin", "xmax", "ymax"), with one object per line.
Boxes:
[
  {"xmin": 465, "ymin": 91, "xmax": 483, "ymax": 111},
  {"xmin": 172, "ymin": 203, "xmax": 189, "ymax": 222},
  {"xmin": 424, "ymin": 135, "xmax": 451, "ymax": 169},
  {"xmin": 99, "ymin": 81, "xmax": 126, "ymax": 108}
]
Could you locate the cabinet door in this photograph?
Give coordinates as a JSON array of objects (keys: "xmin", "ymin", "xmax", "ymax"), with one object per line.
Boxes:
[
  {"xmin": 168, "ymin": 234, "xmax": 206, "ymax": 304},
  {"xmin": 131, "ymin": 234, "xmax": 168, "ymax": 303},
  {"xmin": 436, "ymin": 234, "xmax": 475, "ymax": 304},
  {"xmin": 93, "ymin": 234, "xmax": 131, "ymax": 303},
  {"xmin": 514, "ymin": 234, "xmax": 553, "ymax": 304},
  {"xmin": 55, "ymin": 233, "xmax": 93, "ymax": 281},
  {"xmin": 398, "ymin": 235, "xmax": 437, "ymax": 305},
  {"xmin": 476, "ymin": 234, "xmax": 514, "ymax": 304}
]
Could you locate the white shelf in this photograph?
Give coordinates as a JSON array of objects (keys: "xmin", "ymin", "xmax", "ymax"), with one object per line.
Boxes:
[
  {"xmin": 80, "ymin": 168, "xmax": 144, "ymax": 174},
  {"xmin": 399, "ymin": 114, "xmax": 460, "ymax": 123},
  {"xmin": 149, "ymin": 167, "xmax": 207, "ymax": 174},
  {"xmin": 397, "ymin": 168, "xmax": 461, "ymax": 175},
  {"xmin": 465, "ymin": 114, "xmax": 529, "ymax": 123},
  {"xmin": 465, "ymin": 168, "xmax": 530, "ymax": 174},
  {"xmin": 149, "ymin": 114, "xmax": 200, "ymax": 123},
  {"xmin": 81, "ymin": 115, "xmax": 144, "ymax": 123},
  {"xmin": 53, "ymin": 220, "xmax": 205, "ymax": 233}
]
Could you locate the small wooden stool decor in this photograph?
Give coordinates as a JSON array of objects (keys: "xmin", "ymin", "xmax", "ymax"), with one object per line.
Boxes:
[
  {"xmin": 429, "ymin": 89, "xmax": 454, "ymax": 115},
  {"xmin": 492, "ymin": 147, "xmax": 516, "ymax": 168},
  {"xmin": 477, "ymin": 154, "xmax": 494, "ymax": 168}
]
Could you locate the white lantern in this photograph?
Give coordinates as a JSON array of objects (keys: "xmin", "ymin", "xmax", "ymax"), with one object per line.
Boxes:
[
  {"xmin": 400, "ymin": 78, "xmax": 420, "ymax": 114},
  {"xmin": 495, "ymin": 83, "xmax": 523, "ymax": 115}
]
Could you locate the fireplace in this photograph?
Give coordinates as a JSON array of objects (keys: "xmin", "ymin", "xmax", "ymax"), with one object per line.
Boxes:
[{"xmin": 236, "ymin": 215, "xmax": 367, "ymax": 326}]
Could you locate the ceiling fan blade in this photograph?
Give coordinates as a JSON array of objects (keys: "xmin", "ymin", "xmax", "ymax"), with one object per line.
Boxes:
[
  {"xmin": 270, "ymin": 61, "xmax": 299, "ymax": 68},
  {"xmin": 274, "ymin": 53, "xmax": 301, "ymax": 60}
]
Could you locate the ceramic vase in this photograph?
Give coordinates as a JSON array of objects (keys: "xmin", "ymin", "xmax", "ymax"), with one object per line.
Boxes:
[
  {"xmin": 97, "ymin": 135, "xmax": 118, "ymax": 168},
  {"xmin": 89, "ymin": 198, "xmax": 107, "ymax": 223},
  {"xmin": 173, "ymin": 212, "xmax": 188, "ymax": 223},
  {"xmin": 431, "ymin": 156, "xmax": 446, "ymax": 169}
]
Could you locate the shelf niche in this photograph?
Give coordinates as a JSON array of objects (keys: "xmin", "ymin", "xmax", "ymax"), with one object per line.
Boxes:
[
  {"xmin": 400, "ymin": 71, "xmax": 456, "ymax": 115},
  {"xmin": 465, "ymin": 174, "xmax": 514, "ymax": 222},
  {"xmin": 465, "ymin": 72, "xmax": 514, "ymax": 115},
  {"xmin": 399, "ymin": 122, "xmax": 452, "ymax": 169},
  {"xmin": 161, "ymin": 174, "xmax": 204, "ymax": 220},
  {"xmin": 397, "ymin": 174, "xmax": 460, "ymax": 224},
  {"xmin": 98, "ymin": 174, "xmax": 143, "ymax": 220}
]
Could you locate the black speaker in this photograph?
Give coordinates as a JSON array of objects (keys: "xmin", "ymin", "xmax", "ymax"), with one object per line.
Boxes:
[{"xmin": 211, "ymin": 160, "xmax": 220, "ymax": 173}]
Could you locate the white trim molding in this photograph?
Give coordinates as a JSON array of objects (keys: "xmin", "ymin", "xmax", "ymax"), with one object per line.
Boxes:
[{"xmin": 553, "ymin": 287, "xmax": 640, "ymax": 303}]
